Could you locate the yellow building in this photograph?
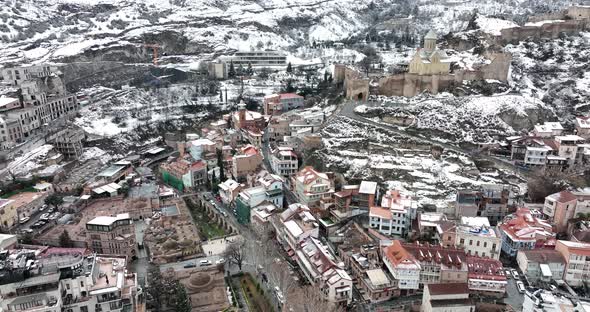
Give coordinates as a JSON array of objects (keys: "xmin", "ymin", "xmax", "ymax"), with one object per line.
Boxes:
[
  {"xmin": 408, "ymin": 30, "xmax": 451, "ymax": 75},
  {"xmin": 0, "ymin": 199, "xmax": 17, "ymax": 230}
]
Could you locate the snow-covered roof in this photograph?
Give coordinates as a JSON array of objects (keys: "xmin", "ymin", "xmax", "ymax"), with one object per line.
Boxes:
[
  {"xmin": 284, "ymin": 220, "xmax": 304, "ymax": 238},
  {"xmin": 366, "ymin": 268, "xmax": 389, "ymax": 286},
  {"xmin": 0, "ymin": 96, "xmax": 18, "ymax": 107},
  {"xmin": 460, "ymin": 216, "xmax": 490, "ymax": 227},
  {"xmin": 576, "ymin": 116, "xmax": 590, "ymax": 129},
  {"xmin": 87, "ymin": 213, "xmax": 130, "ymax": 226},
  {"xmin": 359, "ymin": 181, "xmax": 377, "ymax": 195}
]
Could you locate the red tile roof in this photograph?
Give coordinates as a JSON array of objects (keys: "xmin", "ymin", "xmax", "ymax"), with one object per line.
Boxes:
[
  {"xmin": 369, "ymin": 206, "xmax": 391, "ymax": 219},
  {"xmin": 383, "ymin": 240, "xmax": 417, "ymax": 266},
  {"xmin": 466, "ymin": 256, "xmax": 506, "ymax": 281}
]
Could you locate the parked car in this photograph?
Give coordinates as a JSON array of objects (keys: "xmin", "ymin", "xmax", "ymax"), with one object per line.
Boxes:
[
  {"xmin": 550, "ymin": 285, "xmax": 557, "ymax": 292},
  {"xmin": 21, "ymin": 228, "xmax": 34, "ymax": 234},
  {"xmin": 516, "ymin": 281, "xmax": 525, "ymax": 293},
  {"xmin": 48, "ymin": 207, "xmax": 55, "ymax": 213},
  {"xmin": 216, "ymin": 258, "xmax": 226, "ymax": 264},
  {"xmin": 511, "ymin": 269, "xmax": 520, "ymax": 279},
  {"xmin": 199, "ymin": 260, "xmax": 212, "ymax": 266},
  {"xmin": 39, "ymin": 205, "xmax": 47, "ymax": 212},
  {"xmin": 19, "ymin": 217, "xmax": 30, "ymax": 224},
  {"xmin": 40, "ymin": 213, "xmax": 50, "ymax": 220},
  {"xmin": 504, "ymin": 269, "xmax": 511, "ymax": 278},
  {"xmin": 183, "ymin": 263, "xmax": 197, "ymax": 268}
]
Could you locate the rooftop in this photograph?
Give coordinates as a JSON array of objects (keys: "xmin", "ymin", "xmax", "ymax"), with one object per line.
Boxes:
[
  {"xmin": 427, "ymin": 282, "xmax": 470, "ymax": 296},
  {"xmin": 87, "ymin": 213, "xmax": 130, "ymax": 226},
  {"xmin": 359, "ymin": 181, "xmax": 378, "ymax": 195},
  {"xmin": 546, "ymin": 190, "xmax": 577, "ymax": 203},
  {"xmin": 519, "ymin": 249, "xmax": 565, "ymax": 264}
]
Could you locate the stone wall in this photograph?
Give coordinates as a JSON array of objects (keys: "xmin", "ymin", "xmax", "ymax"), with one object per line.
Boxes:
[
  {"xmin": 346, "ymin": 79, "xmax": 370, "ymax": 100},
  {"xmin": 499, "ymin": 20, "xmax": 586, "ymax": 44},
  {"xmin": 377, "ymin": 52, "xmax": 511, "ymax": 97}
]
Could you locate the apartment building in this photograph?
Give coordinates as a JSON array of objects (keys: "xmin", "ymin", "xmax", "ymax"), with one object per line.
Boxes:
[
  {"xmin": 554, "ymin": 135, "xmax": 586, "ymax": 166},
  {"xmin": 0, "ymin": 116, "xmax": 23, "ymax": 149},
  {"xmin": 403, "ymin": 242, "xmax": 468, "ymax": 286},
  {"xmin": 453, "ymin": 217, "xmax": 501, "ymax": 259},
  {"xmin": 86, "ymin": 213, "xmax": 136, "ymax": 258},
  {"xmin": 45, "ymin": 127, "xmax": 85, "ymax": 159},
  {"xmin": 382, "ymin": 240, "xmax": 421, "ymax": 294},
  {"xmin": 369, "ymin": 189, "xmax": 415, "ymax": 237},
  {"xmin": 516, "ymin": 249, "xmax": 566, "ymax": 284},
  {"xmin": 293, "ymin": 166, "xmax": 335, "ymax": 209},
  {"xmin": 221, "ymin": 51, "xmax": 287, "ymax": 67},
  {"xmin": 543, "ymin": 190, "xmax": 578, "ymax": 233},
  {"xmin": 235, "ymin": 172, "xmax": 283, "ymax": 224},
  {"xmin": 455, "ymin": 184, "xmax": 517, "ymax": 224},
  {"xmin": 160, "ymin": 158, "xmax": 207, "ymax": 191},
  {"xmin": 273, "ymin": 203, "xmax": 319, "ymax": 253},
  {"xmin": 0, "ymin": 246, "xmax": 138, "ymax": 312},
  {"xmin": 0, "ymin": 199, "xmax": 17, "ymax": 230},
  {"xmin": 498, "ymin": 208, "xmax": 555, "ymax": 257},
  {"xmin": 270, "ymin": 146, "xmax": 299, "ymax": 176},
  {"xmin": 263, "ymin": 93, "xmax": 304, "ymax": 115},
  {"xmin": 554, "ymin": 240, "xmax": 590, "ymax": 287},
  {"xmin": 295, "ymin": 236, "xmax": 353, "ymax": 305},
  {"xmin": 231, "ymin": 145, "xmax": 262, "ymax": 179}
]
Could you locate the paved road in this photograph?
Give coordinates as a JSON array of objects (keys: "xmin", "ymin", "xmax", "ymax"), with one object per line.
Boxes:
[{"xmin": 337, "ymin": 100, "xmax": 531, "ymax": 179}]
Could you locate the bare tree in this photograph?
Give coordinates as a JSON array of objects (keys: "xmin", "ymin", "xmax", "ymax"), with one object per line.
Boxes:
[
  {"xmin": 289, "ymin": 284, "xmax": 343, "ymax": 312},
  {"xmin": 224, "ymin": 239, "xmax": 246, "ymax": 271},
  {"xmin": 268, "ymin": 261, "xmax": 298, "ymax": 308}
]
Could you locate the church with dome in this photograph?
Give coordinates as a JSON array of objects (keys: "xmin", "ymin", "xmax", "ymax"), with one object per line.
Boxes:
[{"xmin": 408, "ymin": 30, "xmax": 451, "ymax": 75}]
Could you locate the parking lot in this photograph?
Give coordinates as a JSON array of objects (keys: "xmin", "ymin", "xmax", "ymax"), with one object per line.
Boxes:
[{"xmin": 17, "ymin": 205, "xmax": 61, "ymax": 233}]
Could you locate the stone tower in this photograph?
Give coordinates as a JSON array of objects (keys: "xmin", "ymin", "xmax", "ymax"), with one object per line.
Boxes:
[{"xmin": 237, "ymin": 100, "xmax": 246, "ymax": 129}]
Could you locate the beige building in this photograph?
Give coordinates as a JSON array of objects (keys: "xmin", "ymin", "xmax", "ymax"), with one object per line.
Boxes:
[
  {"xmin": 554, "ymin": 240, "xmax": 590, "ymax": 287},
  {"xmin": 231, "ymin": 145, "xmax": 263, "ymax": 179},
  {"xmin": 6, "ymin": 191, "xmax": 47, "ymax": 219},
  {"xmin": 408, "ymin": 30, "xmax": 451, "ymax": 75},
  {"xmin": 292, "ymin": 166, "xmax": 335, "ymax": 209},
  {"xmin": 86, "ymin": 213, "xmax": 136, "ymax": 258},
  {"xmin": 0, "ymin": 199, "xmax": 17, "ymax": 230}
]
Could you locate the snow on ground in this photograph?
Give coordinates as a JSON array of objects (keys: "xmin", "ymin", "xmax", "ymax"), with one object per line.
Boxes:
[
  {"xmin": 474, "ymin": 15, "xmax": 519, "ymax": 36},
  {"xmin": 318, "ymin": 116, "xmax": 516, "ymax": 208},
  {"xmin": 2, "ymin": 144, "xmax": 54, "ymax": 177}
]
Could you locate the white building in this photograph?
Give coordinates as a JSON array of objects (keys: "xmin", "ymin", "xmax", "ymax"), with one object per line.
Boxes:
[
  {"xmin": 0, "ymin": 246, "xmax": 138, "ymax": 312},
  {"xmin": 292, "ymin": 166, "xmax": 334, "ymax": 208},
  {"xmin": 532, "ymin": 122, "xmax": 564, "ymax": 137},
  {"xmin": 554, "ymin": 240, "xmax": 590, "ymax": 287},
  {"xmin": 523, "ymin": 289, "xmax": 576, "ymax": 312},
  {"xmin": 369, "ymin": 189, "xmax": 416, "ymax": 237},
  {"xmin": 219, "ymin": 179, "xmax": 241, "ymax": 206},
  {"xmin": 270, "ymin": 146, "xmax": 299, "ymax": 176},
  {"xmin": 295, "ymin": 237, "xmax": 353, "ymax": 304},
  {"xmin": 516, "ymin": 249, "xmax": 566, "ymax": 284},
  {"xmin": 273, "ymin": 203, "xmax": 319, "ymax": 252},
  {"xmin": 554, "ymin": 135, "xmax": 585, "ymax": 166},
  {"xmin": 382, "ymin": 240, "xmax": 421, "ymax": 292},
  {"xmin": 455, "ymin": 217, "xmax": 501, "ymax": 259}
]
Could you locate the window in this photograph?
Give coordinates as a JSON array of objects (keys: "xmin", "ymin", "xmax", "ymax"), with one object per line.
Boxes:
[
  {"xmin": 483, "ymin": 242, "xmax": 487, "ymax": 248},
  {"xmin": 476, "ymin": 241, "xmax": 480, "ymax": 247},
  {"xmin": 469, "ymin": 240, "xmax": 473, "ymax": 246},
  {"xmin": 66, "ymin": 284, "xmax": 71, "ymax": 290},
  {"xmin": 80, "ymin": 281, "xmax": 84, "ymax": 287}
]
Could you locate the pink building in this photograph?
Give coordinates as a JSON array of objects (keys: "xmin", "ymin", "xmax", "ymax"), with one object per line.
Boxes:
[
  {"xmin": 263, "ymin": 93, "xmax": 304, "ymax": 115},
  {"xmin": 543, "ymin": 190, "xmax": 578, "ymax": 233}
]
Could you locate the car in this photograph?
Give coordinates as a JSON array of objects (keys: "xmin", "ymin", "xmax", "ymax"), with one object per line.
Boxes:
[
  {"xmin": 39, "ymin": 205, "xmax": 47, "ymax": 212},
  {"xmin": 19, "ymin": 217, "xmax": 30, "ymax": 224},
  {"xmin": 550, "ymin": 285, "xmax": 557, "ymax": 292},
  {"xmin": 221, "ymin": 211, "xmax": 228, "ymax": 217},
  {"xmin": 216, "ymin": 258, "xmax": 226, "ymax": 264},
  {"xmin": 30, "ymin": 222, "xmax": 42, "ymax": 229},
  {"xmin": 511, "ymin": 269, "xmax": 520, "ymax": 279},
  {"xmin": 504, "ymin": 269, "xmax": 511, "ymax": 278},
  {"xmin": 21, "ymin": 228, "xmax": 34, "ymax": 234},
  {"xmin": 40, "ymin": 213, "xmax": 50, "ymax": 220},
  {"xmin": 48, "ymin": 207, "xmax": 55, "ymax": 213},
  {"xmin": 516, "ymin": 281, "xmax": 525, "ymax": 293},
  {"xmin": 183, "ymin": 263, "xmax": 197, "ymax": 268},
  {"xmin": 199, "ymin": 260, "xmax": 212, "ymax": 266}
]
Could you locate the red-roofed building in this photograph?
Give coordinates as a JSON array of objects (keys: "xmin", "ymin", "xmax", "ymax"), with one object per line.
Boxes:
[
  {"xmin": 232, "ymin": 145, "xmax": 263, "ymax": 180},
  {"xmin": 544, "ymin": 190, "xmax": 578, "ymax": 233},
  {"xmin": 382, "ymin": 240, "xmax": 421, "ymax": 294},
  {"xmin": 466, "ymin": 256, "xmax": 506, "ymax": 296},
  {"xmin": 263, "ymin": 93, "xmax": 304, "ymax": 115},
  {"xmin": 498, "ymin": 208, "xmax": 555, "ymax": 257}
]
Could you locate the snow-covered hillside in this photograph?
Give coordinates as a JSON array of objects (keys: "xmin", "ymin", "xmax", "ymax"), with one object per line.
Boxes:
[{"xmin": 0, "ymin": 0, "xmax": 576, "ymax": 66}]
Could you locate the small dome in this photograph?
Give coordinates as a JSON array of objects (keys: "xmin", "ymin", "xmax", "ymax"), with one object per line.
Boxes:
[{"xmin": 425, "ymin": 30, "xmax": 438, "ymax": 40}]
